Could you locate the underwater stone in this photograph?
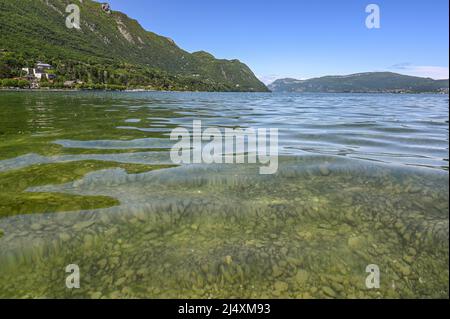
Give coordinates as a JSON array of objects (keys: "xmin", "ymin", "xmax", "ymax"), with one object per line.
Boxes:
[
  {"xmin": 301, "ymin": 292, "xmax": 312, "ymax": 299},
  {"xmin": 294, "ymin": 269, "xmax": 309, "ymax": 285},
  {"xmin": 83, "ymin": 234, "xmax": 95, "ymax": 248},
  {"xmin": 330, "ymin": 282, "xmax": 344, "ymax": 293},
  {"xmin": 99, "ymin": 214, "xmax": 111, "ymax": 224},
  {"xmin": 136, "ymin": 212, "xmax": 146, "ymax": 222},
  {"xmin": 59, "ymin": 233, "xmax": 71, "ymax": 242},
  {"xmin": 98, "ymin": 259, "xmax": 107, "ymax": 269},
  {"xmin": 272, "ymin": 265, "xmax": 283, "ymax": 277},
  {"xmin": 30, "ymin": 223, "xmax": 43, "ymax": 231},
  {"xmin": 398, "ymin": 264, "xmax": 412, "ymax": 277},
  {"xmin": 90, "ymin": 292, "xmax": 102, "ymax": 299},
  {"xmin": 403, "ymin": 255, "xmax": 414, "ymax": 264},
  {"xmin": 322, "ymin": 286, "xmax": 337, "ymax": 298},
  {"xmin": 224, "ymin": 256, "xmax": 233, "ymax": 265},
  {"xmin": 116, "ymin": 277, "xmax": 127, "ymax": 286},
  {"xmin": 73, "ymin": 221, "xmax": 95, "ymax": 231},
  {"xmin": 201, "ymin": 264, "xmax": 209, "ymax": 273},
  {"xmin": 347, "ymin": 236, "xmax": 364, "ymax": 250},
  {"xmin": 274, "ymin": 281, "xmax": 289, "ymax": 292},
  {"xmin": 109, "ymin": 291, "xmax": 122, "ymax": 299},
  {"xmin": 408, "ymin": 248, "xmax": 417, "ymax": 256},
  {"xmin": 319, "ymin": 165, "xmax": 331, "ymax": 176}
]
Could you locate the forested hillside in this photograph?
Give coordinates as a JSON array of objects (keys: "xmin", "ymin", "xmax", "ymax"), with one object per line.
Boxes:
[{"xmin": 0, "ymin": 0, "xmax": 268, "ymax": 91}]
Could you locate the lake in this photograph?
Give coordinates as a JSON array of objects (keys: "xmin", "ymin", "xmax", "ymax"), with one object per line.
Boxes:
[{"xmin": 0, "ymin": 91, "xmax": 448, "ymax": 298}]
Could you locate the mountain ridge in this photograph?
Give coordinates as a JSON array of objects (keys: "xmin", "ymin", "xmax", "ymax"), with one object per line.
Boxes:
[{"xmin": 268, "ymin": 72, "xmax": 449, "ymax": 93}]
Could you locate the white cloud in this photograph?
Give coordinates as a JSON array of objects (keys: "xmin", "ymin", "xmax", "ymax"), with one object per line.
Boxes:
[{"xmin": 389, "ymin": 63, "xmax": 449, "ymax": 79}]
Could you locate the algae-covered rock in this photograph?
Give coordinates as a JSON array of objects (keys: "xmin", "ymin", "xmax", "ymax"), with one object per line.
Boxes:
[
  {"xmin": 347, "ymin": 236, "xmax": 365, "ymax": 250},
  {"xmin": 398, "ymin": 264, "xmax": 412, "ymax": 277},
  {"xmin": 73, "ymin": 220, "xmax": 95, "ymax": 231},
  {"xmin": 294, "ymin": 269, "xmax": 309, "ymax": 285},
  {"xmin": 109, "ymin": 291, "xmax": 122, "ymax": 299},
  {"xmin": 224, "ymin": 255, "xmax": 233, "ymax": 265},
  {"xmin": 403, "ymin": 255, "xmax": 414, "ymax": 264},
  {"xmin": 58, "ymin": 233, "xmax": 71, "ymax": 242},
  {"xmin": 322, "ymin": 286, "xmax": 337, "ymax": 298},
  {"xmin": 116, "ymin": 277, "xmax": 127, "ymax": 286},
  {"xmin": 272, "ymin": 265, "xmax": 283, "ymax": 277},
  {"xmin": 319, "ymin": 165, "xmax": 331, "ymax": 176},
  {"xmin": 90, "ymin": 292, "xmax": 102, "ymax": 299},
  {"xmin": 30, "ymin": 223, "xmax": 43, "ymax": 231},
  {"xmin": 274, "ymin": 281, "xmax": 289, "ymax": 292},
  {"xmin": 97, "ymin": 259, "xmax": 108, "ymax": 269}
]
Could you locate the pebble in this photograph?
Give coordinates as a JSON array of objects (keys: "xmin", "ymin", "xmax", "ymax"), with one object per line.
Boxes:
[
  {"xmin": 272, "ymin": 265, "xmax": 283, "ymax": 277},
  {"xmin": 116, "ymin": 277, "xmax": 127, "ymax": 286},
  {"xmin": 224, "ymin": 256, "xmax": 233, "ymax": 265},
  {"xmin": 90, "ymin": 292, "xmax": 102, "ymax": 299},
  {"xmin": 347, "ymin": 236, "xmax": 364, "ymax": 249},
  {"xmin": 403, "ymin": 255, "xmax": 414, "ymax": 264},
  {"xmin": 398, "ymin": 264, "xmax": 411, "ymax": 277},
  {"xmin": 97, "ymin": 259, "xmax": 107, "ymax": 268},
  {"xmin": 319, "ymin": 165, "xmax": 331, "ymax": 176},
  {"xmin": 109, "ymin": 291, "xmax": 121, "ymax": 299},
  {"xmin": 30, "ymin": 223, "xmax": 42, "ymax": 231},
  {"xmin": 59, "ymin": 233, "xmax": 71, "ymax": 242},
  {"xmin": 408, "ymin": 248, "xmax": 417, "ymax": 256},
  {"xmin": 73, "ymin": 221, "xmax": 95, "ymax": 231},
  {"xmin": 294, "ymin": 270, "xmax": 309, "ymax": 285},
  {"xmin": 322, "ymin": 286, "xmax": 337, "ymax": 298},
  {"xmin": 274, "ymin": 281, "xmax": 288, "ymax": 292}
]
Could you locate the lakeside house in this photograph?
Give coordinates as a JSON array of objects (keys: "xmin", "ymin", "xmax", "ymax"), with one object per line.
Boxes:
[{"xmin": 21, "ymin": 62, "xmax": 56, "ymax": 87}]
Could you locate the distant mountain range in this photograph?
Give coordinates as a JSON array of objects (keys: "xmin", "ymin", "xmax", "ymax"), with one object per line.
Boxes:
[
  {"xmin": 0, "ymin": 0, "xmax": 268, "ymax": 92},
  {"xmin": 268, "ymin": 72, "xmax": 449, "ymax": 93}
]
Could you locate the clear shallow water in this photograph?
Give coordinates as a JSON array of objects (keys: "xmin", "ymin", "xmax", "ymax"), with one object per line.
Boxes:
[{"xmin": 0, "ymin": 91, "xmax": 448, "ymax": 298}]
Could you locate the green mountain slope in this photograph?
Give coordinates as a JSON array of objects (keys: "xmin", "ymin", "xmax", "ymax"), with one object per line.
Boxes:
[
  {"xmin": 0, "ymin": 0, "xmax": 268, "ymax": 92},
  {"xmin": 268, "ymin": 72, "xmax": 449, "ymax": 93}
]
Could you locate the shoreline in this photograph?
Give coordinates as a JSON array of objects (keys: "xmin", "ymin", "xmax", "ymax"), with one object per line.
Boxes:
[
  {"xmin": 0, "ymin": 87, "xmax": 448, "ymax": 94},
  {"xmin": 0, "ymin": 88, "xmax": 269, "ymax": 94}
]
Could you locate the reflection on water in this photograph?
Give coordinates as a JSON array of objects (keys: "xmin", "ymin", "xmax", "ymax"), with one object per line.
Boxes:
[{"xmin": 0, "ymin": 91, "xmax": 448, "ymax": 298}]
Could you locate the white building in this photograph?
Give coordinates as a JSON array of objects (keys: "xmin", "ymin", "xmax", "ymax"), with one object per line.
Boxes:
[{"xmin": 21, "ymin": 63, "xmax": 54, "ymax": 81}]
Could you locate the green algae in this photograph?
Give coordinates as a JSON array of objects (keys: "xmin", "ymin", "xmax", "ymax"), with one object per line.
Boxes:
[
  {"xmin": 0, "ymin": 160, "xmax": 176, "ymax": 217},
  {"xmin": 0, "ymin": 192, "xmax": 119, "ymax": 217}
]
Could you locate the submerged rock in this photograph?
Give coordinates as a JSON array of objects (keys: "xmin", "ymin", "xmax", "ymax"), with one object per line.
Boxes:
[
  {"xmin": 30, "ymin": 223, "xmax": 43, "ymax": 231},
  {"xmin": 58, "ymin": 233, "xmax": 71, "ymax": 242},
  {"xmin": 347, "ymin": 236, "xmax": 365, "ymax": 250},
  {"xmin": 319, "ymin": 165, "xmax": 331, "ymax": 176},
  {"xmin": 322, "ymin": 286, "xmax": 337, "ymax": 298},
  {"xmin": 224, "ymin": 255, "xmax": 233, "ymax": 265},
  {"xmin": 274, "ymin": 281, "xmax": 289, "ymax": 292},
  {"xmin": 73, "ymin": 221, "xmax": 95, "ymax": 231},
  {"xmin": 294, "ymin": 269, "xmax": 309, "ymax": 285}
]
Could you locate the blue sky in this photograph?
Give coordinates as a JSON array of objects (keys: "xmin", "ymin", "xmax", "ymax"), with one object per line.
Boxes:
[{"xmin": 104, "ymin": 0, "xmax": 449, "ymax": 83}]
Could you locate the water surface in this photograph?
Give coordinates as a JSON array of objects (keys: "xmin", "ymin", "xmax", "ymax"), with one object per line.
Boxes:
[{"xmin": 0, "ymin": 91, "xmax": 448, "ymax": 298}]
